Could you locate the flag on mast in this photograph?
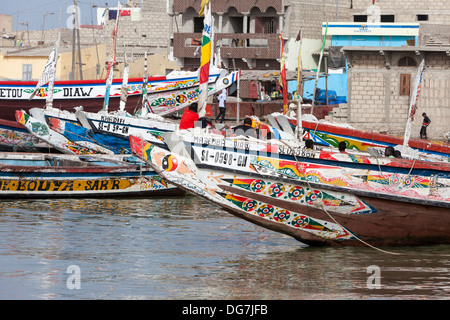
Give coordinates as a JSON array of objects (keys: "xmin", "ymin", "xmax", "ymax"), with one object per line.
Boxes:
[
  {"xmin": 103, "ymin": 2, "xmax": 121, "ymax": 112},
  {"xmin": 197, "ymin": 0, "xmax": 212, "ymax": 118},
  {"xmin": 119, "ymin": 47, "xmax": 129, "ymax": 112},
  {"xmin": 296, "ymin": 30, "xmax": 302, "ymax": 99},
  {"xmin": 403, "ymin": 59, "xmax": 425, "ymax": 147},
  {"xmin": 29, "ymin": 32, "xmax": 61, "ymax": 104},
  {"xmin": 199, "ymin": 0, "xmax": 210, "ymax": 17},
  {"xmin": 279, "ymin": 32, "xmax": 288, "ymax": 115}
]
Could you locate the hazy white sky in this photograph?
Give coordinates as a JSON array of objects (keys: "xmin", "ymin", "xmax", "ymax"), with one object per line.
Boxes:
[{"xmin": 1, "ymin": 0, "xmax": 129, "ymax": 32}]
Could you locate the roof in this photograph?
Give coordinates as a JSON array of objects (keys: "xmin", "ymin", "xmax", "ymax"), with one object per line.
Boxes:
[
  {"xmin": 240, "ymin": 70, "xmax": 317, "ymax": 82},
  {"xmin": 4, "ymin": 44, "xmax": 90, "ymax": 57},
  {"xmin": 342, "ymin": 46, "xmax": 450, "ymax": 53},
  {"xmin": 323, "ymin": 22, "xmax": 420, "ymax": 37}
]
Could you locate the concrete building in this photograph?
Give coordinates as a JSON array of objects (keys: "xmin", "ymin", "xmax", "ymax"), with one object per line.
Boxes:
[
  {"xmin": 329, "ymin": 46, "xmax": 450, "ymax": 141},
  {"xmin": 0, "ymin": 43, "xmax": 107, "ymax": 81}
]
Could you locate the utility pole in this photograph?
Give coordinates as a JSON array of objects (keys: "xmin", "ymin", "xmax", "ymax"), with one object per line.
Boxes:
[
  {"xmin": 71, "ymin": 0, "xmax": 83, "ymax": 80},
  {"xmin": 41, "ymin": 12, "xmax": 54, "ymax": 44},
  {"xmin": 71, "ymin": 1, "xmax": 76, "ymax": 80}
]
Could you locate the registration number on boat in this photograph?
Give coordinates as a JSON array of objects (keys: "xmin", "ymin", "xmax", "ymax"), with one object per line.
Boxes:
[
  {"xmin": 96, "ymin": 121, "xmax": 129, "ymax": 134},
  {"xmin": 200, "ymin": 149, "xmax": 248, "ymax": 168}
]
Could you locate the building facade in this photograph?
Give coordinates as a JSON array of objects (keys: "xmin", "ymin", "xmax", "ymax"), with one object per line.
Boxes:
[{"xmin": 327, "ymin": 46, "xmax": 450, "ymax": 140}]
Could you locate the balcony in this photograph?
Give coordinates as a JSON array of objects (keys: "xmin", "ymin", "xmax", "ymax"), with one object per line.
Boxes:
[
  {"xmin": 173, "ymin": 0, "xmax": 282, "ymax": 15},
  {"xmin": 173, "ymin": 32, "xmax": 281, "ymax": 61}
]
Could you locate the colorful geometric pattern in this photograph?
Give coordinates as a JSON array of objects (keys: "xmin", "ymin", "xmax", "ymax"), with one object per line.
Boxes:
[
  {"xmin": 221, "ymin": 192, "xmax": 352, "ymax": 240},
  {"xmin": 225, "ymin": 178, "xmax": 377, "ymax": 215}
]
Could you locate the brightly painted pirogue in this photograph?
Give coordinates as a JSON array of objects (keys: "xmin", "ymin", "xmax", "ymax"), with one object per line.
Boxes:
[
  {"xmin": 129, "ymin": 129, "xmax": 450, "ymax": 247},
  {"xmin": 0, "ymin": 152, "xmax": 182, "ymax": 198},
  {"xmin": 271, "ymin": 113, "xmax": 450, "ymax": 159}
]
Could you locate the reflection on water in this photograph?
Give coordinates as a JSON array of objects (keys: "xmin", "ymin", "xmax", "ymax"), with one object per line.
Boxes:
[{"xmin": 0, "ymin": 196, "xmax": 449, "ymax": 300}]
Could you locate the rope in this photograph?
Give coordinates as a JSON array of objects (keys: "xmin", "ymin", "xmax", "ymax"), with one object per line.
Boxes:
[{"xmin": 278, "ymin": 139, "xmax": 401, "ymax": 255}]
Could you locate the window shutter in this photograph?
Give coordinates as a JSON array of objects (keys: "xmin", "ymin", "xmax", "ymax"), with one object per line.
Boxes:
[
  {"xmin": 400, "ymin": 74, "xmax": 411, "ymax": 96},
  {"xmin": 22, "ymin": 64, "xmax": 32, "ymax": 81}
]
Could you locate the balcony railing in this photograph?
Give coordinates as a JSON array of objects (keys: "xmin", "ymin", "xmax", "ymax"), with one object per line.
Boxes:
[{"xmin": 173, "ymin": 33, "xmax": 281, "ymax": 60}]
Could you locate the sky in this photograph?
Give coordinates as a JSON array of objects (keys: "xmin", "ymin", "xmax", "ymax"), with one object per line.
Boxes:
[{"xmin": 1, "ymin": 0, "xmax": 131, "ymax": 32}]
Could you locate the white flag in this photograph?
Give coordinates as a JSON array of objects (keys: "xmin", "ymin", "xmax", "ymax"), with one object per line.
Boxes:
[{"xmin": 29, "ymin": 33, "xmax": 61, "ymax": 100}]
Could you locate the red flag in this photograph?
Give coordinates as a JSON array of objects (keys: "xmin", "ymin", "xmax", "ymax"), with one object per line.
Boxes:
[{"xmin": 279, "ymin": 33, "xmax": 288, "ymax": 114}]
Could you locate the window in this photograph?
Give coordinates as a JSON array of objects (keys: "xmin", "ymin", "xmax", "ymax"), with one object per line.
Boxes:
[
  {"xmin": 417, "ymin": 15, "xmax": 428, "ymax": 21},
  {"xmin": 255, "ymin": 17, "xmax": 278, "ymax": 34},
  {"xmin": 380, "ymin": 15, "xmax": 395, "ymax": 22},
  {"xmin": 263, "ymin": 18, "xmax": 276, "ymax": 34},
  {"xmin": 400, "ymin": 74, "xmax": 411, "ymax": 96},
  {"xmin": 193, "ymin": 17, "xmax": 204, "ymax": 33},
  {"xmin": 354, "ymin": 15, "xmax": 367, "ymax": 22},
  {"xmin": 22, "ymin": 64, "xmax": 32, "ymax": 81},
  {"xmin": 398, "ymin": 57, "xmax": 417, "ymax": 67}
]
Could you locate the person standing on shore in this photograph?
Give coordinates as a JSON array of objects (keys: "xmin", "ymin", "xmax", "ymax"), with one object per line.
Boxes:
[
  {"xmin": 215, "ymin": 89, "xmax": 227, "ymax": 123},
  {"xmin": 420, "ymin": 112, "xmax": 431, "ymax": 139}
]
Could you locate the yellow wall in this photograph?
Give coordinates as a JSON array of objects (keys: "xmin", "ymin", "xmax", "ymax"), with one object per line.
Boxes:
[
  {"xmin": 114, "ymin": 52, "xmax": 180, "ymax": 79},
  {"xmin": 0, "ymin": 44, "xmax": 107, "ymax": 81},
  {"xmin": 0, "ymin": 44, "xmax": 180, "ymax": 81},
  {"xmin": 58, "ymin": 44, "xmax": 107, "ymax": 80},
  {"xmin": 0, "ymin": 53, "xmax": 47, "ymax": 80}
]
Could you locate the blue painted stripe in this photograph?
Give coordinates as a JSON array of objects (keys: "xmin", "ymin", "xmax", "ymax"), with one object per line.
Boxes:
[{"xmin": 324, "ymin": 24, "xmax": 419, "ymax": 29}]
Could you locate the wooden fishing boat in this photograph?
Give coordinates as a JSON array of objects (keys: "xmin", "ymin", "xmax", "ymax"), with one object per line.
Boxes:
[
  {"xmin": 0, "ymin": 152, "xmax": 182, "ymax": 198},
  {"xmin": 0, "ymin": 117, "xmax": 56, "ymax": 152},
  {"xmin": 0, "ymin": 77, "xmax": 144, "ymax": 121},
  {"xmin": 0, "ymin": 68, "xmax": 232, "ymax": 121},
  {"xmin": 272, "ymin": 113, "xmax": 450, "ymax": 159},
  {"xmin": 16, "ymin": 109, "xmax": 115, "ymax": 155},
  {"xmin": 129, "ymin": 130, "xmax": 450, "ymax": 247},
  {"xmin": 270, "ymin": 59, "xmax": 450, "ymax": 160},
  {"xmin": 34, "ymin": 69, "xmax": 239, "ymax": 143}
]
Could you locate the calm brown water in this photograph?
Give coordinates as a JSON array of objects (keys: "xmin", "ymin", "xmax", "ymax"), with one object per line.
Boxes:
[{"xmin": 0, "ymin": 195, "xmax": 449, "ymax": 300}]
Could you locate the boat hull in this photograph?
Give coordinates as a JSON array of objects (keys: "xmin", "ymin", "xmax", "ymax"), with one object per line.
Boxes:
[
  {"xmin": 129, "ymin": 133, "xmax": 450, "ymax": 247},
  {"xmin": 0, "ymin": 152, "xmax": 182, "ymax": 198},
  {"xmin": 0, "ymin": 70, "xmax": 229, "ymax": 121},
  {"xmin": 276, "ymin": 114, "xmax": 450, "ymax": 159},
  {"xmin": 0, "ymin": 118, "xmax": 56, "ymax": 152},
  {"xmin": 0, "ymin": 80, "xmax": 144, "ymax": 121}
]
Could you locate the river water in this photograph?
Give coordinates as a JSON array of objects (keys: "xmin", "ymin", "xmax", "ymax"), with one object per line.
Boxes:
[{"xmin": 0, "ymin": 195, "xmax": 449, "ymax": 300}]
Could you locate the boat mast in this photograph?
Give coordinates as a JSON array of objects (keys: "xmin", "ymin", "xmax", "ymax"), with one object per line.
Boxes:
[
  {"xmin": 296, "ymin": 30, "xmax": 303, "ymax": 141},
  {"xmin": 71, "ymin": 0, "xmax": 83, "ymax": 80},
  {"xmin": 197, "ymin": 0, "xmax": 212, "ymax": 118},
  {"xmin": 119, "ymin": 46, "xmax": 129, "ymax": 113},
  {"xmin": 311, "ymin": 22, "xmax": 328, "ymax": 116},
  {"xmin": 403, "ymin": 59, "xmax": 425, "ymax": 148},
  {"xmin": 103, "ymin": 1, "xmax": 121, "ymax": 113}
]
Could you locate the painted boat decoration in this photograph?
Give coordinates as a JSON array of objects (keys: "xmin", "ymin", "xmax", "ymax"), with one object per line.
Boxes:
[
  {"xmin": 0, "ymin": 68, "xmax": 230, "ymax": 121},
  {"xmin": 29, "ymin": 107, "xmax": 174, "ymax": 150},
  {"xmin": 272, "ymin": 113, "xmax": 450, "ymax": 160},
  {"xmin": 36, "ymin": 69, "xmax": 239, "ymax": 132},
  {"xmin": 16, "ymin": 109, "xmax": 113, "ymax": 155},
  {"xmin": 129, "ymin": 130, "xmax": 450, "ymax": 247},
  {"xmin": 26, "ymin": 68, "xmax": 239, "ymax": 151},
  {"xmin": 47, "ymin": 116, "xmax": 131, "ymax": 154},
  {"xmin": 0, "ymin": 152, "xmax": 182, "ymax": 198},
  {"xmin": 0, "ymin": 117, "xmax": 56, "ymax": 152}
]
